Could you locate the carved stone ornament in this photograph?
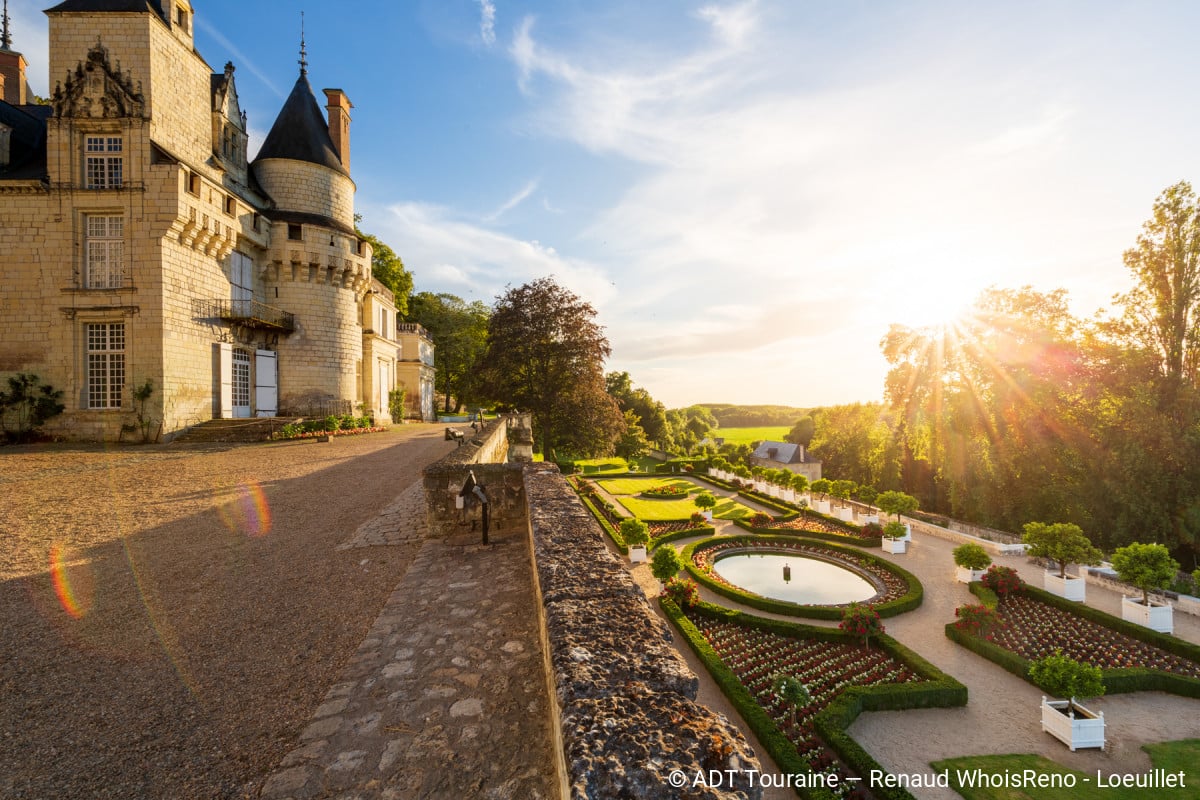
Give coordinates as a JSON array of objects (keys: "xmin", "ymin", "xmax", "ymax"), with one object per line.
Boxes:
[{"xmin": 52, "ymin": 39, "xmax": 146, "ymax": 119}]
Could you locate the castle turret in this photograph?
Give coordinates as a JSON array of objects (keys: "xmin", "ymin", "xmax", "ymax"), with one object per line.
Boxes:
[
  {"xmin": 251, "ymin": 50, "xmax": 369, "ymax": 416},
  {"xmin": 0, "ymin": 0, "xmax": 30, "ymax": 105}
]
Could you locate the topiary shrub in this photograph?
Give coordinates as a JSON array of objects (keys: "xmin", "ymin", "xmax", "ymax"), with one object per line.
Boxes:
[
  {"xmin": 1111, "ymin": 542, "xmax": 1179, "ymax": 606},
  {"xmin": 1029, "ymin": 649, "xmax": 1105, "ymax": 702},
  {"xmin": 838, "ymin": 603, "xmax": 884, "ymax": 648},
  {"xmin": 953, "ymin": 543, "xmax": 992, "ymax": 571},
  {"xmin": 651, "ymin": 544, "xmax": 685, "ymax": 587},
  {"xmin": 953, "ymin": 603, "xmax": 1006, "ymax": 640},
  {"xmin": 664, "ymin": 576, "xmax": 700, "ymax": 608},
  {"xmin": 619, "ymin": 518, "xmax": 649, "ymax": 547}
]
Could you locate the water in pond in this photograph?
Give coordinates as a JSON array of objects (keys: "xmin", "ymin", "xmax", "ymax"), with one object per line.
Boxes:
[{"xmin": 712, "ymin": 552, "xmax": 877, "ymax": 605}]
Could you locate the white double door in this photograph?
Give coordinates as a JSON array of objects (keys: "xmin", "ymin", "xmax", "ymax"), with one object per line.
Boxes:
[{"xmin": 217, "ymin": 344, "xmax": 277, "ymax": 418}]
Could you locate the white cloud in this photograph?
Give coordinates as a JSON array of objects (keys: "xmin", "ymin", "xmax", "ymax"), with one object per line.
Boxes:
[
  {"xmin": 477, "ymin": 0, "xmax": 497, "ymax": 46},
  {"xmin": 368, "ymin": 201, "xmax": 616, "ymax": 307},
  {"xmin": 500, "ymin": 4, "xmax": 1143, "ymax": 407},
  {"xmin": 483, "ymin": 177, "xmax": 538, "ymax": 222}
]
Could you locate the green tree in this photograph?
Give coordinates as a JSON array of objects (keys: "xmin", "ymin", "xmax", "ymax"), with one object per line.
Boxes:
[
  {"xmin": 810, "ymin": 478, "xmax": 831, "ymax": 504},
  {"xmin": 1022, "ymin": 521, "xmax": 1103, "ymax": 579},
  {"xmin": 650, "ymin": 544, "xmax": 685, "ymax": 587},
  {"xmin": 830, "ymin": 479, "xmax": 858, "ymax": 510},
  {"xmin": 408, "ymin": 292, "xmax": 490, "ymax": 413},
  {"xmin": 693, "ymin": 492, "xmax": 717, "ymax": 515},
  {"xmin": 606, "ymin": 371, "xmax": 670, "ymax": 448},
  {"xmin": 476, "ymin": 277, "xmax": 623, "ymax": 458},
  {"xmin": 619, "ymin": 517, "xmax": 649, "ymax": 547},
  {"xmin": 876, "ymin": 490, "xmax": 918, "ymax": 522},
  {"xmin": 1111, "ymin": 542, "xmax": 1180, "ymax": 605},
  {"xmin": 355, "ymin": 225, "xmax": 414, "ymax": 312},
  {"xmin": 771, "ymin": 673, "xmax": 810, "ymax": 728},
  {"xmin": 1029, "ymin": 650, "xmax": 1104, "ymax": 702},
  {"xmin": 786, "ymin": 415, "xmax": 815, "ymax": 448},
  {"xmin": 615, "ymin": 409, "xmax": 651, "ymax": 460}
]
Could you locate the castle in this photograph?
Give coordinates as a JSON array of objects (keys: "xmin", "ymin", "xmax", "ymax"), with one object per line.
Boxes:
[{"xmin": 0, "ymin": 0, "xmax": 436, "ymax": 440}]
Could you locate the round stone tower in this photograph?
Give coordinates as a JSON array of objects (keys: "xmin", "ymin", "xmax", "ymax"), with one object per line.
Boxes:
[{"xmin": 251, "ymin": 61, "xmax": 370, "ymax": 416}]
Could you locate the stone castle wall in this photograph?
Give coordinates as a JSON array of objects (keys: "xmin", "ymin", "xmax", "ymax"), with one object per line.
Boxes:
[{"xmin": 253, "ymin": 159, "xmax": 356, "ymax": 227}]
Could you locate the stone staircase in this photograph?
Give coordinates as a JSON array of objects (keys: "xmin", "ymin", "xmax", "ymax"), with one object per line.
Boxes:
[{"xmin": 171, "ymin": 417, "xmax": 299, "ymax": 444}]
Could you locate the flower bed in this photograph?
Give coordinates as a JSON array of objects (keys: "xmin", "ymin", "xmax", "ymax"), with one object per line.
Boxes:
[
  {"xmin": 989, "ymin": 593, "xmax": 1200, "ymax": 676},
  {"xmin": 691, "ymin": 610, "xmax": 918, "ymax": 791},
  {"xmin": 663, "ymin": 600, "xmax": 966, "ymax": 800},
  {"xmin": 641, "ymin": 484, "xmax": 690, "ymax": 498},
  {"xmin": 685, "ymin": 535, "xmax": 922, "ymax": 619},
  {"xmin": 273, "ymin": 425, "xmax": 387, "ymax": 440}
]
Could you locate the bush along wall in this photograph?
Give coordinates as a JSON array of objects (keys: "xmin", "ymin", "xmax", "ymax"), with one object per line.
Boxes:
[
  {"xmin": 663, "ymin": 598, "xmax": 966, "ymax": 800},
  {"xmin": 682, "ymin": 535, "xmax": 923, "ymax": 620},
  {"xmin": 946, "ymin": 582, "xmax": 1200, "ymax": 698}
]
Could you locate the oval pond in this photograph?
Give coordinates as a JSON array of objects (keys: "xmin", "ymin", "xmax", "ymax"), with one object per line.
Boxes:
[{"xmin": 712, "ymin": 551, "xmax": 878, "ymax": 605}]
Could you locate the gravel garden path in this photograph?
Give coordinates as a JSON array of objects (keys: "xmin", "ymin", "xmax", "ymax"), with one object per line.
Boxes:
[{"xmin": 0, "ymin": 426, "xmax": 456, "ymax": 799}]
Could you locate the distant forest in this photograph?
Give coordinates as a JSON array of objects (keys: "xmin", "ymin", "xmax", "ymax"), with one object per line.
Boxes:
[{"xmin": 695, "ymin": 404, "xmax": 809, "ymax": 428}]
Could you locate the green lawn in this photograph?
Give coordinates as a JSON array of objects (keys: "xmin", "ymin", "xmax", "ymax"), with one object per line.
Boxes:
[
  {"xmin": 617, "ymin": 493, "xmax": 757, "ymax": 522},
  {"xmin": 716, "ymin": 426, "xmax": 790, "ymax": 445},
  {"xmin": 931, "ymin": 740, "xmax": 1200, "ymax": 799},
  {"xmin": 595, "ymin": 477, "xmax": 694, "ymax": 496}
]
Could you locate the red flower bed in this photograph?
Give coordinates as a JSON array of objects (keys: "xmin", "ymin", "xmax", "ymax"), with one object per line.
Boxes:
[
  {"xmin": 647, "ymin": 521, "xmax": 702, "ymax": 536},
  {"xmin": 692, "ymin": 539, "xmax": 907, "ymax": 605},
  {"xmin": 763, "ymin": 514, "xmax": 876, "ymax": 539},
  {"xmin": 990, "ymin": 593, "xmax": 1200, "ymax": 676},
  {"xmin": 686, "ymin": 609, "xmax": 919, "ymax": 787},
  {"xmin": 642, "ymin": 484, "xmax": 689, "ymax": 498}
]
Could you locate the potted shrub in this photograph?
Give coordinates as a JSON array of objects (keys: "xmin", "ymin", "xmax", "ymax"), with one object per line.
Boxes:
[
  {"xmin": 620, "ymin": 518, "xmax": 650, "ymax": 564},
  {"xmin": 1112, "ymin": 542, "xmax": 1178, "ymax": 633},
  {"xmin": 693, "ymin": 491, "xmax": 717, "ymax": 522},
  {"xmin": 876, "ymin": 490, "xmax": 918, "ymax": 524},
  {"xmin": 1022, "ymin": 522, "xmax": 1102, "ymax": 601},
  {"xmin": 953, "ymin": 542, "xmax": 992, "ymax": 583},
  {"xmin": 882, "ymin": 520, "xmax": 908, "ymax": 554},
  {"xmin": 1029, "ymin": 650, "xmax": 1105, "ymax": 751},
  {"xmin": 810, "ymin": 479, "xmax": 833, "ymax": 515}
]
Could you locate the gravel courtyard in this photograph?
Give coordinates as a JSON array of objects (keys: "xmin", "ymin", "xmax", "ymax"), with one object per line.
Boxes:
[{"xmin": 0, "ymin": 426, "xmax": 455, "ymax": 799}]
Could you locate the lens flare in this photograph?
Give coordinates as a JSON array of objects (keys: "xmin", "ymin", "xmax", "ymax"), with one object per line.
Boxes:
[
  {"xmin": 216, "ymin": 482, "xmax": 273, "ymax": 538},
  {"xmin": 49, "ymin": 544, "xmax": 94, "ymax": 619}
]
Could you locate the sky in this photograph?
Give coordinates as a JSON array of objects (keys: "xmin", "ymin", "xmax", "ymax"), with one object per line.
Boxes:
[{"xmin": 9, "ymin": 0, "xmax": 1200, "ymax": 408}]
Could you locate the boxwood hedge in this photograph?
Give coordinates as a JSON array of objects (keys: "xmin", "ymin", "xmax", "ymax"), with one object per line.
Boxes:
[
  {"xmin": 682, "ymin": 534, "xmax": 923, "ymax": 620},
  {"xmin": 663, "ymin": 598, "xmax": 966, "ymax": 800},
  {"xmin": 948, "ymin": 582, "xmax": 1200, "ymax": 698}
]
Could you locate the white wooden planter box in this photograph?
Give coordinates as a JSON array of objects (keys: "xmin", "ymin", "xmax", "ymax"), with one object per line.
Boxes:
[
  {"xmin": 1041, "ymin": 697, "xmax": 1104, "ymax": 751},
  {"xmin": 629, "ymin": 545, "xmax": 647, "ymax": 564},
  {"xmin": 837, "ymin": 506, "xmax": 855, "ymax": 522},
  {"xmin": 769, "ymin": 486, "xmax": 782, "ymax": 498},
  {"xmin": 955, "ymin": 566, "xmax": 988, "ymax": 584},
  {"xmin": 861, "ymin": 514, "xmax": 879, "ymax": 525},
  {"xmin": 1044, "ymin": 571, "xmax": 1086, "ymax": 601},
  {"xmin": 702, "ymin": 510, "xmax": 713, "ymax": 522},
  {"xmin": 815, "ymin": 500, "xmax": 831, "ymax": 515},
  {"xmin": 883, "ymin": 538, "xmax": 907, "ymax": 554},
  {"xmin": 1122, "ymin": 596, "xmax": 1174, "ymax": 634},
  {"xmin": 782, "ymin": 489, "xmax": 796, "ymax": 503}
]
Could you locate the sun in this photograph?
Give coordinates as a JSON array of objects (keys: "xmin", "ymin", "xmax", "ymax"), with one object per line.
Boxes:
[{"xmin": 891, "ymin": 280, "xmax": 979, "ymax": 331}]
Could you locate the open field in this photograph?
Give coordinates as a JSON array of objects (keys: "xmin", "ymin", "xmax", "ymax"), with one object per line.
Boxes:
[{"xmin": 715, "ymin": 426, "xmax": 790, "ymax": 445}]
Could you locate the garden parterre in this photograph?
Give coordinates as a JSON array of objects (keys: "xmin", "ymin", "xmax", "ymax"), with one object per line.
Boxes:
[
  {"xmin": 687, "ymin": 610, "xmax": 920, "ymax": 797},
  {"xmin": 990, "ymin": 594, "xmax": 1200, "ymax": 676}
]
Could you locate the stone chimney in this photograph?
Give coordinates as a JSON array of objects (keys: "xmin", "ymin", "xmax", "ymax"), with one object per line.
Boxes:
[{"xmin": 323, "ymin": 88, "xmax": 352, "ymax": 172}]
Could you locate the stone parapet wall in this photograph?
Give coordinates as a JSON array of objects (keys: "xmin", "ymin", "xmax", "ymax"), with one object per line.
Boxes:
[
  {"xmin": 523, "ymin": 465, "xmax": 762, "ymax": 799},
  {"xmin": 422, "ymin": 415, "xmax": 516, "ymax": 538}
]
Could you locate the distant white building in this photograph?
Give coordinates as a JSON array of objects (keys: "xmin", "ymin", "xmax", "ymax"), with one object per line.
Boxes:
[{"xmin": 747, "ymin": 441, "xmax": 822, "ymax": 481}]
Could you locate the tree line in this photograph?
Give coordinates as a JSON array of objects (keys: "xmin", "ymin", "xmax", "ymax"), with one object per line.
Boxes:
[{"xmin": 801, "ymin": 182, "xmax": 1200, "ymax": 564}]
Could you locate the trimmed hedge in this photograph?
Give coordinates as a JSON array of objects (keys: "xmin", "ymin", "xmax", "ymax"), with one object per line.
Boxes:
[
  {"xmin": 650, "ymin": 525, "xmax": 715, "ymax": 551},
  {"xmin": 578, "ymin": 494, "xmax": 628, "ymax": 554},
  {"xmin": 967, "ymin": 581, "xmax": 1000, "ymax": 610},
  {"xmin": 682, "ymin": 535, "xmax": 924, "ymax": 620},
  {"xmin": 663, "ymin": 599, "xmax": 966, "ymax": 800},
  {"xmin": 946, "ymin": 584, "xmax": 1200, "ymax": 698},
  {"xmin": 732, "ymin": 518, "xmax": 881, "ymax": 548}
]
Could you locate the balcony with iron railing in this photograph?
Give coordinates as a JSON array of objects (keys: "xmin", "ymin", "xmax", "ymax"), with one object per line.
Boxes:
[{"xmin": 196, "ymin": 298, "xmax": 296, "ymax": 333}]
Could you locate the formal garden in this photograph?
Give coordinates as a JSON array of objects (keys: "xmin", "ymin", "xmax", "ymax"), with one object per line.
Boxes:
[{"xmin": 566, "ymin": 459, "xmax": 1200, "ymax": 799}]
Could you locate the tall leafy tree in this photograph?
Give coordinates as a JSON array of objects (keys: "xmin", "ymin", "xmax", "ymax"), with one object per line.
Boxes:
[
  {"xmin": 355, "ymin": 222, "xmax": 414, "ymax": 313},
  {"xmin": 476, "ymin": 277, "xmax": 623, "ymax": 457},
  {"xmin": 606, "ymin": 371, "xmax": 671, "ymax": 448},
  {"xmin": 407, "ymin": 292, "xmax": 490, "ymax": 413}
]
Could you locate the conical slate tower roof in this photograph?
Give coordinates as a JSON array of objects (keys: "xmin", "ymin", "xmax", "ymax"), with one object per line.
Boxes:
[{"xmin": 253, "ymin": 71, "xmax": 347, "ymax": 175}]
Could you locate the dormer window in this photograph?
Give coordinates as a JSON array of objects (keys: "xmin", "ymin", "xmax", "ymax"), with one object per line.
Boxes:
[
  {"xmin": 176, "ymin": 6, "xmax": 190, "ymax": 33},
  {"xmin": 85, "ymin": 136, "xmax": 123, "ymax": 189}
]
